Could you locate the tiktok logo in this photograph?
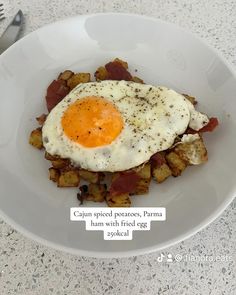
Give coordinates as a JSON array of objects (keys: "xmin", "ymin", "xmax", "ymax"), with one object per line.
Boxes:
[
  {"xmin": 157, "ymin": 253, "xmax": 165, "ymax": 262},
  {"xmin": 156, "ymin": 253, "xmax": 173, "ymax": 263}
]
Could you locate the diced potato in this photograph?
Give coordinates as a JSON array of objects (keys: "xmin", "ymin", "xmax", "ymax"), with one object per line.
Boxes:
[
  {"xmin": 134, "ymin": 178, "xmax": 151, "ymax": 195},
  {"xmin": 29, "ymin": 128, "xmax": 43, "ymax": 149},
  {"xmin": 106, "ymin": 193, "xmax": 131, "ymax": 207},
  {"xmin": 44, "ymin": 152, "xmax": 70, "ymax": 168},
  {"xmin": 67, "ymin": 73, "xmax": 91, "ymax": 89},
  {"xmin": 132, "ymin": 163, "xmax": 151, "ymax": 194},
  {"xmin": 94, "ymin": 66, "xmax": 109, "ymax": 81},
  {"xmin": 49, "ymin": 167, "xmax": 60, "ymax": 182},
  {"xmin": 78, "ymin": 169, "xmax": 104, "ymax": 184},
  {"xmin": 86, "ymin": 184, "xmax": 107, "ymax": 202},
  {"xmin": 132, "ymin": 76, "xmax": 144, "ymax": 84},
  {"xmin": 182, "ymin": 94, "xmax": 197, "ymax": 105},
  {"xmin": 174, "ymin": 137, "xmax": 208, "ymax": 165},
  {"xmin": 51, "ymin": 158, "xmax": 70, "ymax": 169},
  {"xmin": 113, "ymin": 58, "xmax": 128, "ymax": 69},
  {"xmin": 58, "ymin": 70, "xmax": 74, "ymax": 81},
  {"xmin": 134, "ymin": 163, "xmax": 151, "ymax": 179},
  {"xmin": 45, "ymin": 151, "xmax": 58, "ymax": 161},
  {"xmin": 57, "ymin": 170, "xmax": 80, "ymax": 187},
  {"xmin": 152, "ymin": 163, "xmax": 172, "ymax": 183},
  {"xmin": 166, "ymin": 152, "xmax": 187, "ymax": 177},
  {"xmin": 36, "ymin": 113, "xmax": 47, "ymax": 126}
]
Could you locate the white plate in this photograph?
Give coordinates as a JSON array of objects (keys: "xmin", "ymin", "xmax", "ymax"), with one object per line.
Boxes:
[{"xmin": 0, "ymin": 13, "xmax": 235, "ymax": 258}]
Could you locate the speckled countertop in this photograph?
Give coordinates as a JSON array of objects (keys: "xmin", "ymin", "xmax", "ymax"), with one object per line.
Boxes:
[{"xmin": 0, "ymin": 0, "xmax": 236, "ymax": 294}]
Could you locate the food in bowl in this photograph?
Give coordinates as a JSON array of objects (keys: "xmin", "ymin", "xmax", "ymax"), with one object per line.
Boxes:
[{"xmin": 29, "ymin": 58, "xmax": 218, "ymax": 207}]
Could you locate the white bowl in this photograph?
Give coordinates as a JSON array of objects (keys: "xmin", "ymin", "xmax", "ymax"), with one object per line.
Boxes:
[{"xmin": 0, "ymin": 13, "xmax": 235, "ymax": 258}]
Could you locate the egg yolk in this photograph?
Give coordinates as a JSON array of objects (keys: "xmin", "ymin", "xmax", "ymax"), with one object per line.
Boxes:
[{"xmin": 61, "ymin": 96, "xmax": 124, "ymax": 147}]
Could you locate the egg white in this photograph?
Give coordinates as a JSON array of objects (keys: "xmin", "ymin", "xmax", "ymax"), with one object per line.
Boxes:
[{"xmin": 42, "ymin": 80, "xmax": 208, "ymax": 172}]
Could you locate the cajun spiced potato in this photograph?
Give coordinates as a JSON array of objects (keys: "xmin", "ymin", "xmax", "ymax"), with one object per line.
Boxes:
[
  {"xmin": 36, "ymin": 114, "xmax": 47, "ymax": 126},
  {"xmin": 51, "ymin": 158, "xmax": 70, "ymax": 169},
  {"xmin": 67, "ymin": 73, "xmax": 91, "ymax": 90},
  {"xmin": 133, "ymin": 179, "xmax": 151, "ymax": 195},
  {"xmin": 85, "ymin": 184, "xmax": 107, "ymax": 202},
  {"xmin": 49, "ymin": 167, "xmax": 60, "ymax": 183},
  {"xmin": 132, "ymin": 163, "xmax": 151, "ymax": 195},
  {"xmin": 106, "ymin": 193, "xmax": 131, "ymax": 207},
  {"xmin": 132, "ymin": 76, "xmax": 144, "ymax": 84},
  {"xmin": 174, "ymin": 136, "xmax": 208, "ymax": 165},
  {"xmin": 44, "ymin": 152, "xmax": 71, "ymax": 169},
  {"xmin": 58, "ymin": 70, "xmax": 74, "ymax": 81},
  {"xmin": 94, "ymin": 66, "xmax": 108, "ymax": 81},
  {"xmin": 152, "ymin": 163, "xmax": 172, "ymax": 183},
  {"xmin": 29, "ymin": 128, "xmax": 43, "ymax": 149},
  {"xmin": 182, "ymin": 93, "xmax": 197, "ymax": 105},
  {"xmin": 57, "ymin": 170, "xmax": 80, "ymax": 187},
  {"xmin": 166, "ymin": 152, "xmax": 187, "ymax": 177},
  {"xmin": 78, "ymin": 169, "xmax": 104, "ymax": 184},
  {"xmin": 151, "ymin": 152, "xmax": 172, "ymax": 183}
]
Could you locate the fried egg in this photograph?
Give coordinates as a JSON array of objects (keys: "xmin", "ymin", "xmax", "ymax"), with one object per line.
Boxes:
[{"xmin": 42, "ymin": 80, "xmax": 209, "ymax": 172}]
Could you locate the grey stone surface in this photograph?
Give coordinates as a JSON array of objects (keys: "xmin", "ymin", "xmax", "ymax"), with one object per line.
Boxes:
[{"xmin": 0, "ymin": 0, "xmax": 236, "ymax": 294}]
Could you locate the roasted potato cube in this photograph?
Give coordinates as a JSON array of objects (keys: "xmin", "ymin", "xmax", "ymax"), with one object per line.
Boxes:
[
  {"xmin": 58, "ymin": 170, "xmax": 80, "ymax": 187},
  {"xmin": 106, "ymin": 193, "xmax": 131, "ymax": 207},
  {"xmin": 29, "ymin": 128, "xmax": 43, "ymax": 149},
  {"xmin": 134, "ymin": 163, "xmax": 151, "ymax": 179},
  {"xmin": 166, "ymin": 152, "xmax": 187, "ymax": 177},
  {"xmin": 58, "ymin": 70, "xmax": 74, "ymax": 81},
  {"xmin": 152, "ymin": 163, "xmax": 172, "ymax": 183},
  {"xmin": 182, "ymin": 94, "xmax": 197, "ymax": 105},
  {"xmin": 94, "ymin": 66, "xmax": 109, "ymax": 81},
  {"xmin": 86, "ymin": 184, "xmax": 107, "ymax": 202},
  {"xmin": 132, "ymin": 76, "xmax": 144, "ymax": 84},
  {"xmin": 36, "ymin": 113, "xmax": 47, "ymax": 126},
  {"xmin": 131, "ymin": 163, "xmax": 151, "ymax": 195},
  {"xmin": 113, "ymin": 58, "xmax": 128, "ymax": 69},
  {"xmin": 78, "ymin": 169, "xmax": 104, "ymax": 184},
  {"xmin": 67, "ymin": 73, "xmax": 91, "ymax": 89},
  {"xmin": 174, "ymin": 137, "xmax": 208, "ymax": 165},
  {"xmin": 45, "ymin": 151, "xmax": 58, "ymax": 161},
  {"xmin": 45, "ymin": 152, "xmax": 70, "ymax": 168},
  {"xmin": 49, "ymin": 167, "xmax": 60, "ymax": 182},
  {"xmin": 51, "ymin": 158, "xmax": 70, "ymax": 169},
  {"xmin": 151, "ymin": 152, "xmax": 172, "ymax": 182},
  {"xmin": 134, "ymin": 178, "xmax": 151, "ymax": 195}
]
